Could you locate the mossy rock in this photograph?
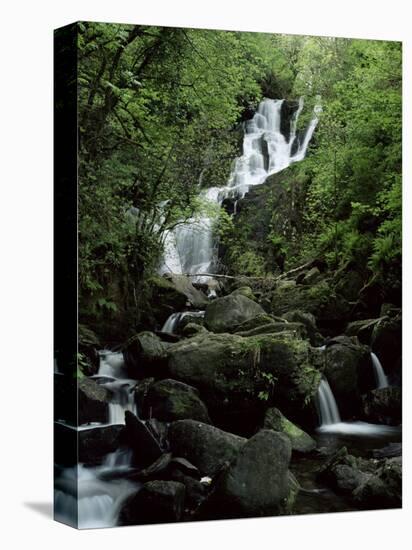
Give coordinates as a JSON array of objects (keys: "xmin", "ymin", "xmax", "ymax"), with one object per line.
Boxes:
[
  {"xmin": 204, "ymin": 293, "xmax": 265, "ymax": 333},
  {"xmin": 263, "ymin": 407, "xmax": 316, "ymax": 453},
  {"xmin": 231, "ymin": 286, "xmax": 257, "ymax": 301}
]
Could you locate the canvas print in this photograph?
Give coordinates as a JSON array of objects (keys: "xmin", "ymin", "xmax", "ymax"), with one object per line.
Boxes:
[{"xmin": 54, "ymin": 22, "xmax": 402, "ymax": 529}]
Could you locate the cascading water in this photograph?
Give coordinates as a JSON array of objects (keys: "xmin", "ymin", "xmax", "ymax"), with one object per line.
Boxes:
[
  {"xmin": 54, "ymin": 351, "xmax": 140, "ymax": 528},
  {"xmin": 370, "ymin": 352, "xmax": 389, "ymax": 389},
  {"xmin": 161, "ymin": 310, "xmax": 205, "ymax": 334},
  {"xmin": 317, "ymin": 377, "xmax": 341, "ymax": 426},
  {"xmin": 160, "ymin": 97, "xmax": 321, "ymax": 279},
  {"xmin": 316, "ymin": 373, "xmax": 400, "ymax": 437}
]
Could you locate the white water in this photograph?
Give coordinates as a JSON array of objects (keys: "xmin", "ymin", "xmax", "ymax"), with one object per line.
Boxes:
[
  {"xmin": 160, "ymin": 97, "xmax": 321, "ymax": 279},
  {"xmin": 161, "ymin": 310, "xmax": 205, "ymax": 334},
  {"xmin": 317, "ymin": 374, "xmax": 399, "ymax": 437},
  {"xmin": 317, "ymin": 377, "xmax": 341, "ymax": 425},
  {"xmin": 55, "ymin": 351, "xmax": 140, "ymax": 528},
  {"xmin": 370, "ymin": 352, "xmax": 389, "ymax": 389}
]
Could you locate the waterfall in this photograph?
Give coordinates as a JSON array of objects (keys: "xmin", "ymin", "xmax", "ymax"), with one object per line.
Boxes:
[
  {"xmin": 317, "ymin": 377, "xmax": 341, "ymax": 426},
  {"xmin": 161, "ymin": 310, "xmax": 205, "ymax": 334},
  {"xmin": 370, "ymin": 352, "xmax": 389, "ymax": 389},
  {"xmin": 160, "ymin": 97, "xmax": 320, "ymax": 278}
]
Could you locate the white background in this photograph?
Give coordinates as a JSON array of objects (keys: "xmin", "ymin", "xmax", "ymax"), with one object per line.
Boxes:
[{"xmin": 0, "ymin": 0, "xmax": 410, "ymax": 548}]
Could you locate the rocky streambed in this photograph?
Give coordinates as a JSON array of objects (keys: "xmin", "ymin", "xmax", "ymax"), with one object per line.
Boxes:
[{"xmin": 55, "ymin": 268, "xmax": 402, "ymax": 528}]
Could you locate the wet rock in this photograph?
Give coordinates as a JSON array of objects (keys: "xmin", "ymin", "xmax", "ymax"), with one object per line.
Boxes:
[
  {"xmin": 233, "ymin": 313, "xmax": 286, "ymax": 333},
  {"xmin": 283, "ymin": 309, "xmax": 324, "ymax": 346},
  {"xmin": 323, "ymin": 338, "xmax": 374, "ymax": 418},
  {"xmin": 78, "ymin": 324, "xmax": 101, "ymax": 376},
  {"xmin": 204, "ymin": 293, "xmax": 264, "ymax": 333},
  {"xmin": 235, "ymin": 321, "xmax": 306, "ymax": 338},
  {"xmin": 119, "ymin": 480, "xmax": 186, "ymax": 525},
  {"xmin": 353, "ymin": 457, "xmax": 402, "ymax": 509},
  {"xmin": 143, "ymin": 379, "xmax": 211, "ymax": 423},
  {"xmin": 208, "ymin": 430, "xmax": 292, "ymax": 518},
  {"xmin": 168, "ymin": 420, "xmax": 246, "ymax": 477},
  {"xmin": 78, "ymin": 377, "xmax": 111, "ymax": 425},
  {"xmin": 148, "ymin": 276, "xmax": 188, "ymax": 326},
  {"xmin": 78, "ymin": 425, "xmax": 124, "ymax": 465},
  {"xmin": 231, "ymin": 286, "xmax": 257, "ymax": 301},
  {"xmin": 181, "ymin": 322, "xmax": 208, "ymax": 337},
  {"xmin": 371, "ymin": 315, "xmax": 402, "ymax": 378},
  {"xmin": 345, "ymin": 317, "xmax": 384, "ymax": 345},
  {"xmin": 123, "ymin": 331, "xmax": 168, "ymax": 379},
  {"xmin": 167, "ymin": 332, "xmax": 321, "ymax": 434},
  {"xmin": 124, "ymin": 411, "xmax": 163, "ymax": 468},
  {"xmin": 263, "ymin": 407, "xmax": 316, "ymax": 453},
  {"xmin": 361, "ymin": 387, "xmax": 402, "ymax": 425}
]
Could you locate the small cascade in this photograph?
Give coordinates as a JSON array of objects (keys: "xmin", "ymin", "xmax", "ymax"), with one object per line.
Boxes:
[
  {"xmin": 317, "ymin": 377, "xmax": 341, "ymax": 426},
  {"xmin": 370, "ymin": 352, "xmax": 389, "ymax": 389},
  {"xmin": 161, "ymin": 310, "xmax": 205, "ymax": 334}
]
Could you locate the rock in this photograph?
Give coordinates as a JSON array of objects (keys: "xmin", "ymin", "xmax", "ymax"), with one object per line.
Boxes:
[
  {"xmin": 124, "ymin": 411, "xmax": 163, "ymax": 468},
  {"xmin": 78, "ymin": 324, "xmax": 100, "ymax": 376},
  {"xmin": 119, "ymin": 480, "xmax": 186, "ymax": 525},
  {"xmin": 302, "ymin": 267, "xmax": 321, "ymax": 285},
  {"xmin": 148, "ymin": 276, "xmax": 188, "ymax": 327},
  {"xmin": 181, "ymin": 322, "xmax": 208, "ymax": 337},
  {"xmin": 168, "ymin": 420, "xmax": 246, "ymax": 477},
  {"xmin": 372, "ymin": 443, "xmax": 402, "ymax": 459},
  {"xmin": 170, "ymin": 274, "xmax": 208, "ymax": 308},
  {"xmin": 317, "ymin": 447, "xmax": 402, "ymax": 509},
  {"xmin": 54, "ymin": 422, "xmax": 78, "ymax": 466},
  {"xmin": 270, "ymin": 280, "xmax": 351, "ymax": 336},
  {"xmin": 168, "ymin": 331, "xmax": 321, "ymax": 434},
  {"xmin": 78, "ymin": 377, "xmax": 111, "ymax": 425},
  {"xmin": 345, "ymin": 317, "xmax": 384, "ymax": 345},
  {"xmin": 134, "ymin": 377, "xmax": 155, "ymax": 417},
  {"xmin": 361, "ymin": 387, "xmax": 402, "ymax": 425},
  {"xmin": 371, "ymin": 315, "xmax": 402, "ymax": 378},
  {"xmin": 169, "ymin": 470, "xmax": 208, "ymax": 511},
  {"xmin": 323, "ymin": 338, "xmax": 374, "ymax": 418},
  {"xmin": 233, "ymin": 313, "xmax": 282, "ymax": 332},
  {"xmin": 231, "ymin": 286, "xmax": 257, "ymax": 301},
  {"xmin": 123, "ymin": 331, "xmax": 168, "ymax": 379},
  {"xmin": 353, "ymin": 457, "xmax": 402, "ymax": 509},
  {"xmin": 204, "ymin": 293, "xmax": 264, "ymax": 333},
  {"xmin": 235, "ymin": 321, "xmax": 306, "ymax": 338},
  {"xmin": 263, "ymin": 408, "xmax": 316, "ymax": 453},
  {"xmin": 210, "ymin": 430, "xmax": 292, "ymax": 518},
  {"xmin": 78, "ymin": 425, "xmax": 124, "ymax": 465},
  {"xmin": 283, "ymin": 310, "xmax": 324, "ymax": 346},
  {"xmin": 143, "ymin": 379, "xmax": 211, "ymax": 423},
  {"xmin": 334, "ymin": 269, "xmax": 364, "ymax": 302}
]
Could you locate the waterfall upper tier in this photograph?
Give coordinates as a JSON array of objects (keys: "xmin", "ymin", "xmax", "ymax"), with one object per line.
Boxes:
[{"xmin": 160, "ymin": 97, "xmax": 320, "ymax": 278}]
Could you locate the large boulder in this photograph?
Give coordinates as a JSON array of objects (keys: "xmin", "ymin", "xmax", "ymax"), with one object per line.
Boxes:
[
  {"xmin": 282, "ymin": 310, "xmax": 324, "ymax": 346},
  {"xmin": 207, "ymin": 430, "xmax": 292, "ymax": 518},
  {"xmin": 119, "ymin": 480, "xmax": 186, "ymax": 525},
  {"xmin": 167, "ymin": 332, "xmax": 321, "ymax": 434},
  {"xmin": 168, "ymin": 420, "xmax": 246, "ymax": 477},
  {"xmin": 78, "ymin": 425, "xmax": 124, "ymax": 465},
  {"xmin": 78, "ymin": 377, "xmax": 111, "ymax": 425},
  {"xmin": 123, "ymin": 331, "xmax": 169, "ymax": 379},
  {"xmin": 361, "ymin": 387, "xmax": 402, "ymax": 425},
  {"xmin": 124, "ymin": 411, "xmax": 163, "ymax": 468},
  {"xmin": 143, "ymin": 379, "xmax": 211, "ymax": 423},
  {"xmin": 235, "ymin": 321, "xmax": 307, "ymax": 339},
  {"xmin": 204, "ymin": 293, "xmax": 264, "ymax": 333},
  {"xmin": 263, "ymin": 408, "xmax": 316, "ymax": 453},
  {"xmin": 322, "ymin": 337, "xmax": 374, "ymax": 418},
  {"xmin": 148, "ymin": 276, "xmax": 188, "ymax": 327}
]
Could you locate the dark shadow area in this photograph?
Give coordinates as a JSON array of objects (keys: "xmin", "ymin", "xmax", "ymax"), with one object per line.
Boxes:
[{"xmin": 24, "ymin": 502, "xmax": 53, "ymax": 519}]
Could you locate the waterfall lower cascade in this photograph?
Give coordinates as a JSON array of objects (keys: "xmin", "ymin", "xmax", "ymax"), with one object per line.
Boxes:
[
  {"xmin": 370, "ymin": 352, "xmax": 389, "ymax": 389},
  {"xmin": 161, "ymin": 310, "xmax": 205, "ymax": 334},
  {"xmin": 54, "ymin": 351, "xmax": 140, "ymax": 529},
  {"xmin": 160, "ymin": 97, "xmax": 321, "ymax": 279},
  {"xmin": 316, "ymin": 373, "xmax": 400, "ymax": 437}
]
